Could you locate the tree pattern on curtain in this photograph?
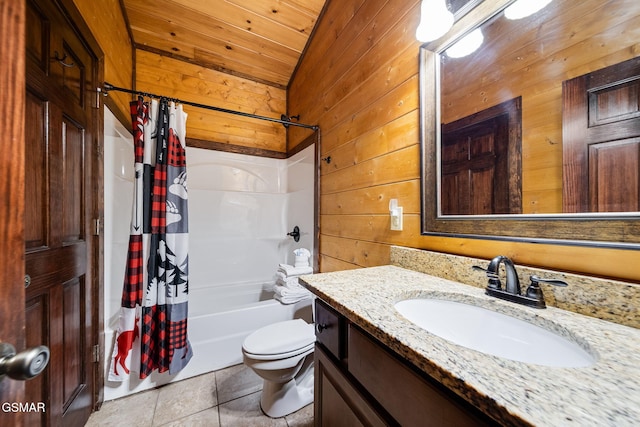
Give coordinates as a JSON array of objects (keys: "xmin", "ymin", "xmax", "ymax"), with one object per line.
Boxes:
[{"xmin": 109, "ymin": 97, "xmax": 192, "ymax": 381}]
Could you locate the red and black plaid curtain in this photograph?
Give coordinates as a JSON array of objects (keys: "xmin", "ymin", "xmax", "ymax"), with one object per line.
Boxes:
[{"xmin": 109, "ymin": 97, "xmax": 192, "ymax": 381}]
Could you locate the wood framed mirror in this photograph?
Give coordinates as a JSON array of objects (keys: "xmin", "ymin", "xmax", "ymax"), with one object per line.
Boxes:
[{"xmin": 420, "ymin": 0, "xmax": 640, "ymax": 248}]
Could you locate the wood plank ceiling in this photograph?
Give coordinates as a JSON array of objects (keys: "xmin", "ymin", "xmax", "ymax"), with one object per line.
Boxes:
[{"xmin": 122, "ymin": 0, "xmax": 328, "ymax": 89}]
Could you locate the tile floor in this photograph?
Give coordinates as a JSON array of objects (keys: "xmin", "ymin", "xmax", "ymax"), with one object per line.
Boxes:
[{"xmin": 85, "ymin": 364, "xmax": 313, "ymax": 427}]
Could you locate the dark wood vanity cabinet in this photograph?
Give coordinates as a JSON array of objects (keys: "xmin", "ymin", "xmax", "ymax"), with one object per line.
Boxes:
[{"xmin": 314, "ymin": 299, "xmax": 497, "ymax": 427}]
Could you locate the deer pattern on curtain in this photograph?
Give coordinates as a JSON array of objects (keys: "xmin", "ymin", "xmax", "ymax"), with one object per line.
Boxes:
[{"xmin": 109, "ymin": 97, "xmax": 192, "ymax": 381}]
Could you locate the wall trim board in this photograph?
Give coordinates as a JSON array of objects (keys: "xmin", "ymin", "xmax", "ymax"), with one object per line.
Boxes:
[
  {"xmin": 186, "ymin": 137, "xmax": 287, "ymax": 159},
  {"xmin": 106, "ymin": 104, "xmax": 317, "ymax": 160},
  {"xmin": 105, "ymin": 111, "xmax": 301, "ymax": 159}
]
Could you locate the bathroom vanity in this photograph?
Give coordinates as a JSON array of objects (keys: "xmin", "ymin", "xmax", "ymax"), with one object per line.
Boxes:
[
  {"xmin": 313, "ymin": 298, "xmax": 494, "ymax": 426},
  {"xmin": 300, "ymin": 265, "xmax": 640, "ymax": 426}
]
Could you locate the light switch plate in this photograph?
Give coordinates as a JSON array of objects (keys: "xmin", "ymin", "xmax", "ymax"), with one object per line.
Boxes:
[{"xmin": 390, "ymin": 207, "xmax": 403, "ymax": 231}]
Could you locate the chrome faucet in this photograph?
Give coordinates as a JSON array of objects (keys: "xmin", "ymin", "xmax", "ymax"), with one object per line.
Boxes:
[{"xmin": 473, "ymin": 255, "xmax": 568, "ymax": 309}]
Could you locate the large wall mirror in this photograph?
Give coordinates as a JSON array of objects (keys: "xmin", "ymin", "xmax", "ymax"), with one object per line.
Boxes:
[{"xmin": 420, "ymin": 0, "xmax": 640, "ymax": 247}]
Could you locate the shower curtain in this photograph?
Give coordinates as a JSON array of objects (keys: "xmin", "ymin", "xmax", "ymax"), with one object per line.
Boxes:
[{"xmin": 109, "ymin": 97, "xmax": 192, "ymax": 381}]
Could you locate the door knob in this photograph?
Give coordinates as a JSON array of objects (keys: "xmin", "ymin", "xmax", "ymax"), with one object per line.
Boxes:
[{"xmin": 0, "ymin": 342, "xmax": 50, "ymax": 382}]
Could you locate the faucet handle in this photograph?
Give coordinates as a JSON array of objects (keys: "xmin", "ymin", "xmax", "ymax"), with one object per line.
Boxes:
[
  {"xmin": 472, "ymin": 265, "xmax": 489, "ymax": 273},
  {"xmin": 525, "ymin": 275, "xmax": 568, "ymax": 301},
  {"xmin": 472, "ymin": 265, "xmax": 501, "ymax": 289},
  {"xmin": 529, "ymin": 275, "xmax": 568, "ymax": 288}
]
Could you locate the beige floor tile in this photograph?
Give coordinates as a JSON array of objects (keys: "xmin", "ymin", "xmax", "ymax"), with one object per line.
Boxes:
[
  {"xmin": 155, "ymin": 406, "xmax": 220, "ymax": 427},
  {"xmin": 215, "ymin": 363, "xmax": 262, "ymax": 404},
  {"xmin": 152, "ymin": 372, "xmax": 217, "ymax": 426},
  {"xmin": 85, "ymin": 388, "xmax": 159, "ymax": 427},
  {"xmin": 85, "ymin": 365, "xmax": 315, "ymax": 426},
  {"xmin": 218, "ymin": 392, "xmax": 287, "ymax": 427},
  {"xmin": 285, "ymin": 403, "xmax": 314, "ymax": 427}
]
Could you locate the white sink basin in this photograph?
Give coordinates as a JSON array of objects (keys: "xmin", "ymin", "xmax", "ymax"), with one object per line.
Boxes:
[{"xmin": 394, "ymin": 298, "xmax": 595, "ymax": 367}]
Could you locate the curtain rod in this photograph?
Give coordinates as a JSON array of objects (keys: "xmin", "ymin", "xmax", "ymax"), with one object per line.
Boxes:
[{"xmin": 100, "ymin": 82, "xmax": 319, "ymax": 131}]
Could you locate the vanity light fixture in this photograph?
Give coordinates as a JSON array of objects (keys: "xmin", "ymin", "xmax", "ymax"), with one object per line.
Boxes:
[
  {"xmin": 504, "ymin": 0, "xmax": 553, "ymax": 20},
  {"xmin": 445, "ymin": 28, "xmax": 484, "ymax": 58},
  {"xmin": 415, "ymin": 0, "xmax": 454, "ymax": 42}
]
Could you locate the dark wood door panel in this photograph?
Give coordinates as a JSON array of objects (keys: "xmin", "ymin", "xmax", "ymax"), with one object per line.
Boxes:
[
  {"xmin": 26, "ymin": 0, "xmax": 50, "ymax": 74},
  {"xmin": 589, "ymin": 79, "xmax": 640, "ymax": 127},
  {"xmin": 589, "ymin": 138, "xmax": 640, "ymax": 212},
  {"xmin": 62, "ymin": 119, "xmax": 86, "ymax": 243},
  {"xmin": 24, "ymin": 1, "xmax": 99, "ymax": 425},
  {"xmin": 24, "ymin": 89, "xmax": 49, "ymax": 251},
  {"xmin": 25, "ymin": 258, "xmax": 91, "ymax": 426},
  {"xmin": 1, "ymin": 0, "xmax": 100, "ymax": 424},
  {"xmin": 441, "ymin": 97, "xmax": 522, "ymax": 214},
  {"xmin": 26, "ymin": 0, "xmax": 90, "ymax": 125},
  {"xmin": 58, "ymin": 40, "xmax": 86, "ymax": 106},
  {"xmin": 25, "ymin": 243, "xmax": 88, "ymax": 290},
  {"xmin": 471, "ymin": 168, "xmax": 494, "ymax": 214},
  {"xmin": 563, "ymin": 56, "xmax": 640, "ymax": 213},
  {"xmin": 62, "ymin": 277, "xmax": 85, "ymax": 408},
  {"xmin": 25, "ymin": 295, "xmax": 49, "ymax": 427}
]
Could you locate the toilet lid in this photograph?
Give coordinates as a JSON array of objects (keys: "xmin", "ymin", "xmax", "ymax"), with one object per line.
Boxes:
[{"xmin": 243, "ymin": 319, "xmax": 315, "ymax": 356}]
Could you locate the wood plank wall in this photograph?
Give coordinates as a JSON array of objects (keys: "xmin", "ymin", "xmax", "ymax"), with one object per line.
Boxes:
[
  {"xmin": 72, "ymin": 0, "xmax": 288, "ymax": 155},
  {"xmin": 72, "ymin": 0, "xmax": 132, "ymax": 123},
  {"xmin": 288, "ymin": 0, "xmax": 640, "ymax": 282},
  {"xmin": 136, "ymin": 50, "xmax": 287, "ymax": 154}
]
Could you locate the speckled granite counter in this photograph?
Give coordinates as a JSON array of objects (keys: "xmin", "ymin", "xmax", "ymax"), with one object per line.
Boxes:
[
  {"xmin": 300, "ymin": 266, "xmax": 640, "ymax": 426},
  {"xmin": 390, "ymin": 246, "xmax": 640, "ymax": 329}
]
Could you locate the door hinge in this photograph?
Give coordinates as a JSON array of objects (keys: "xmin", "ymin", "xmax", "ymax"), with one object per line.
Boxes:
[
  {"xmin": 92, "ymin": 344, "xmax": 100, "ymax": 363},
  {"xmin": 93, "ymin": 218, "xmax": 101, "ymax": 236}
]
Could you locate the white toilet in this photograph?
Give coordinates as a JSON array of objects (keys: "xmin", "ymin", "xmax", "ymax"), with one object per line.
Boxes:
[{"xmin": 242, "ymin": 318, "xmax": 315, "ymax": 418}]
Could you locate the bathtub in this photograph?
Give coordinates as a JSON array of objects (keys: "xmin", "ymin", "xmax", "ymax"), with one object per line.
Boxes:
[
  {"xmin": 182, "ymin": 280, "xmax": 313, "ymax": 378},
  {"xmin": 103, "ymin": 280, "xmax": 313, "ymax": 401}
]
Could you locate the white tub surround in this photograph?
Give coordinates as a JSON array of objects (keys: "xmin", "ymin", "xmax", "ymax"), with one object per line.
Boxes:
[
  {"xmin": 300, "ymin": 266, "xmax": 640, "ymax": 426},
  {"xmin": 103, "ymin": 107, "xmax": 315, "ymax": 400}
]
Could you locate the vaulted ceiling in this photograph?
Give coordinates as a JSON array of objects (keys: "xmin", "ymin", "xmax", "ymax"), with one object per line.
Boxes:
[{"xmin": 122, "ymin": 0, "xmax": 328, "ymax": 89}]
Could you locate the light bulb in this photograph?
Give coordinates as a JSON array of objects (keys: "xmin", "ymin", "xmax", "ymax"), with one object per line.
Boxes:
[
  {"xmin": 415, "ymin": 0, "xmax": 454, "ymax": 42},
  {"xmin": 504, "ymin": 0, "xmax": 553, "ymax": 20},
  {"xmin": 445, "ymin": 28, "xmax": 484, "ymax": 58}
]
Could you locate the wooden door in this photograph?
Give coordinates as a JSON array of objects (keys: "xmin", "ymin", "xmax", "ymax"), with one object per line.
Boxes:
[
  {"xmin": 563, "ymin": 57, "xmax": 640, "ymax": 213},
  {"xmin": 441, "ymin": 117, "xmax": 508, "ymax": 214},
  {"xmin": 0, "ymin": 0, "xmax": 27, "ymax": 425},
  {"xmin": 441, "ymin": 97, "xmax": 522, "ymax": 215},
  {"xmin": 24, "ymin": 0, "xmax": 102, "ymax": 425}
]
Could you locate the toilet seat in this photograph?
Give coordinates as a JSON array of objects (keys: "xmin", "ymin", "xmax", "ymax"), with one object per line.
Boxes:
[
  {"xmin": 243, "ymin": 342, "xmax": 314, "ymax": 361},
  {"xmin": 243, "ymin": 319, "xmax": 315, "ymax": 360}
]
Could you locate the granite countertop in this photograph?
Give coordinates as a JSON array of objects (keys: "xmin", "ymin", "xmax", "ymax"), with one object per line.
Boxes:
[{"xmin": 300, "ymin": 265, "xmax": 640, "ymax": 427}]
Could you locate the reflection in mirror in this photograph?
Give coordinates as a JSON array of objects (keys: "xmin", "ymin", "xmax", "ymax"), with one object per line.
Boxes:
[
  {"xmin": 439, "ymin": 0, "xmax": 640, "ymax": 215},
  {"xmin": 441, "ymin": 96, "xmax": 522, "ymax": 214},
  {"xmin": 420, "ymin": 0, "xmax": 640, "ymax": 246}
]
